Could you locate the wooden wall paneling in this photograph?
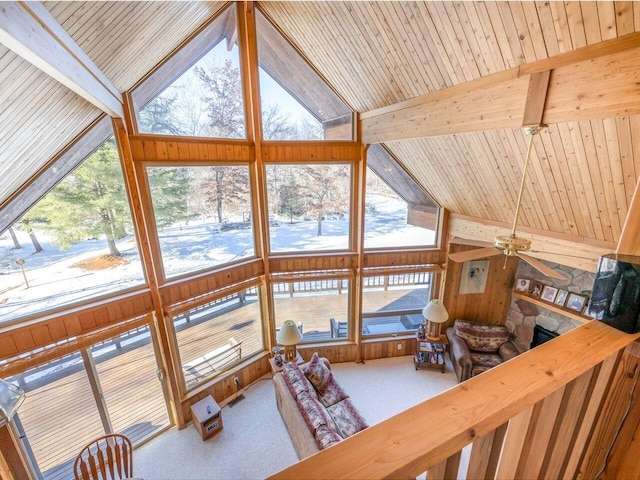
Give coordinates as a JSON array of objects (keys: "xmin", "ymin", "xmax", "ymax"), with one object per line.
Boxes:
[
  {"xmin": 583, "ymin": 341, "xmax": 640, "ymax": 478},
  {"xmin": 260, "ymin": 142, "xmax": 361, "ymax": 162},
  {"xmin": 442, "ymin": 243, "xmax": 518, "ymax": 328},
  {"xmin": 576, "ymin": 344, "xmax": 640, "ymax": 479},
  {"xmin": 298, "ymin": 344, "xmax": 358, "ymax": 365},
  {"xmin": 361, "ymin": 338, "xmax": 415, "ymax": 361}
]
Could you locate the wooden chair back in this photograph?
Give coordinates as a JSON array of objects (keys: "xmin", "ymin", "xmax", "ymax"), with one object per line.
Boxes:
[{"xmin": 73, "ymin": 433, "xmax": 133, "ymax": 480}]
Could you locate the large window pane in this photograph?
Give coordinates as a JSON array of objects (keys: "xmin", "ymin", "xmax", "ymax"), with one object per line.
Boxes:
[
  {"xmin": 174, "ymin": 287, "xmax": 264, "ymax": 389},
  {"xmin": 272, "ymin": 277, "xmax": 350, "ymax": 342},
  {"xmin": 135, "ymin": 6, "xmax": 246, "ymax": 139},
  {"xmin": 10, "ymin": 356, "xmax": 104, "ymax": 480},
  {"xmin": 147, "ymin": 165, "xmax": 255, "ymax": 278},
  {"xmin": 0, "ymin": 138, "xmax": 145, "ymax": 323},
  {"xmin": 256, "ymin": 9, "xmax": 353, "ymax": 140},
  {"xmin": 365, "ymin": 145, "xmax": 439, "ymax": 249},
  {"xmin": 266, "ymin": 164, "xmax": 352, "ymax": 252},
  {"xmin": 92, "ymin": 325, "xmax": 170, "ymax": 443},
  {"xmin": 362, "ymin": 272, "xmax": 431, "ymax": 336}
]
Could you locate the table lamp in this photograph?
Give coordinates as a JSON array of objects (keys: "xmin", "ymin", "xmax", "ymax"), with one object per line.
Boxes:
[
  {"xmin": 422, "ymin": 300, "xmax": 449, "ymax": 341},
  {"xmin": 276, "ymin": 320, "xmax": 303, "ymax": 362},
  {"xmin": 0, "ymin": 378, "xmax": 25, "ymax": 428}
]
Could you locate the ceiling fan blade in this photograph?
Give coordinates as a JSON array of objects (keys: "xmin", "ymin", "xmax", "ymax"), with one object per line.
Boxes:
[
  {"xmin": 449, "ymin": 237, "xmax": 494, "ymax": 248},
  {"xmin": 516, "ymin": 252, "xmax": 566, "ymax": 280},
  {"xmin": 449, "ymin": 247, "xmax": 501, "ymax": 263}
]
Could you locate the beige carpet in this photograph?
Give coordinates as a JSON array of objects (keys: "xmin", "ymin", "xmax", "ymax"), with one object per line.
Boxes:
[{"xmin": 134, "ymin": 355, "xmax": 459, "ymax": 480}]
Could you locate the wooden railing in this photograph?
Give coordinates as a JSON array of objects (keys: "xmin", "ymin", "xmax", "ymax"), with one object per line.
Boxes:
[{"xmin": 268, "ymin": 320, "xmax": 640, "ymax": 480}]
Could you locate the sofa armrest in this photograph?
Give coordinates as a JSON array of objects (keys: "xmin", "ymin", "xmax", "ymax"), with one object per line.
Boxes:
[
  {"xmin": 499, "ymin": 341, "xmax": 520, "ymax": 362},
  {"xmin": 446, "ymin": 327, "xmax": 472, "ymax": 382}
]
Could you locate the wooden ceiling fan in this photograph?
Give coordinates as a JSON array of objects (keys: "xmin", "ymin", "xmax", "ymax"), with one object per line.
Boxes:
[{"xmin": 448, "ymin": 126, "xmax": 566, "ymax": 281}]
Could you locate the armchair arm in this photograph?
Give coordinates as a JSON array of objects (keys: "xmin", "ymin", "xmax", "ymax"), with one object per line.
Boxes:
[
  {"xmin": 499, "ymin": 341, "xmax": 520, "ymax": 362},
  {"xmin": 446, "ymin": 327, "xmax": 472, "ymax": 382}
]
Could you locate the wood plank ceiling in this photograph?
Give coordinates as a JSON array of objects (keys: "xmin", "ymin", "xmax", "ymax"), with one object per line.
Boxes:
[
  {"xmin": 1, "ymin": 1, "xmax": 640, "ymax": 257},
  {"xmin": 260, "ymin": 1, "xmax": 640, "ymax": 249}
]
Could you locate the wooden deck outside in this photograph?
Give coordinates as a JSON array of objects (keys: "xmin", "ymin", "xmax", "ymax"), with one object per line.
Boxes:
[{"xmin": 11, "ymin": 286, "xmax": 426, "ymax": 480}]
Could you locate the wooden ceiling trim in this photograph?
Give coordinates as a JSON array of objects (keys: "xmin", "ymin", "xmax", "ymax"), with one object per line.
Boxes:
[
  {"xmin": 615, "ymin": 116, "xmax": 637, "ymax": 204},
  {"xmin": 0, "ymin": 2, "xmax": 123, "ymax": 117}
]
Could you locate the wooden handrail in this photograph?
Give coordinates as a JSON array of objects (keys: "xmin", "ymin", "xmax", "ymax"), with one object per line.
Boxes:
[{"xmin": 268, "ymin": 321, "xmax": 639, "ymax": 479}]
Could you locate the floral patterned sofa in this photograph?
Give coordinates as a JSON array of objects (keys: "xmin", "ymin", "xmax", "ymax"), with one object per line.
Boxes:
[
  {"xmin": 446, "ymin": 319, "xmax": 520, "ymax": 382},
  {"xmin": 273, "ymin": 353, "xmax": 368, "ymax": 459}
]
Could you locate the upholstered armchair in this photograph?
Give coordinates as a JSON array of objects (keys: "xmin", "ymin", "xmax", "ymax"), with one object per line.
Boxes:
[{"xmin": 446, "ymin": 319, "xmax": 520, "ymax": 383}]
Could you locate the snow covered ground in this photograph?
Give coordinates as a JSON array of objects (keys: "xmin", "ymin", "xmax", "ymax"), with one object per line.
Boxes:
[{"xmin": 0, "ymin": 195, "xmax": 435, "ymax": 322}]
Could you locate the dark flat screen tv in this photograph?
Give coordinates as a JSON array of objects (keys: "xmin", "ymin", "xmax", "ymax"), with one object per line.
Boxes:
[{"xmin": 587, "ymin": 254, "xmax": 640, "ymax": 334}]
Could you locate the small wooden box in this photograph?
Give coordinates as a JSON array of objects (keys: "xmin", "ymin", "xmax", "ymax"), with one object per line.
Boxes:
[{"xmin": 191, "ymin": 395, "xmax": 223, "ymax": 441}]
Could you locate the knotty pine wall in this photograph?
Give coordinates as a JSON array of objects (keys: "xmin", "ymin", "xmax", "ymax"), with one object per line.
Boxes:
[{"xmin": 442, "ymin": 242, "xmax": 519, "ymax": 329}]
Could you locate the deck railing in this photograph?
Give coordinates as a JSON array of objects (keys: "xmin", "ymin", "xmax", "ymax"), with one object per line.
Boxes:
[{"xmin": 268, "ymin": 320, "xmax": 640, "ymax": 480}]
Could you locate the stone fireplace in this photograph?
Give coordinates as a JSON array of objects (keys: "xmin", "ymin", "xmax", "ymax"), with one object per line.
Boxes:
[{"xmin": 505, "ymin": 260, "xmax": 595, "ymax": 353}]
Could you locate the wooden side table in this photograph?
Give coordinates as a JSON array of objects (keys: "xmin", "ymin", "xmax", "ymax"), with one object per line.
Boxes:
[
  {"xmin": 414, "ymin": 334, "xmax": 448, "ymax": 373},
  {"xmin": 269, "ymin": 351, "xmax": 303, "ymax": 374},
  {"xmin": 191, "ymin": 395, "xmax": 223, "ymax": 440}
]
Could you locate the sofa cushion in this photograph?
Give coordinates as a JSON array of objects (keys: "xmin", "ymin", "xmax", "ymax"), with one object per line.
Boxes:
[
  {"xmin": 470, "ymin": 352, "xmax": 503, "ymax": 377},
  {"xmin": 326, "ymin": 399, "xmax": 368, "ymax": 438},
  {"xmin": 314, "ymin": 424, "xmax": 342, "ymax": 450},
  {"xmin": 317, "ymin": 379, "xmax": 349, "ymax": 408},
  {"xmin": 454, "ymin": 319, "xmax": 509, "ymax": 352},
  {"xmin": 283, "ymin": 362, "xmax": 310, "ymax": 397},
  {"xmin": 297, "ymin": 390, "xmax": 336, "ymax": 433},
  {"xmin": 304, "ymin": 353, "xmax": 334, "ymax": 394}
]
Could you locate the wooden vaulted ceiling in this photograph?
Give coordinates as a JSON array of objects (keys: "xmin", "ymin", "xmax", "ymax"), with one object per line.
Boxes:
[{"xmin": 2, "ymin": 1, "xmax": 640, "ymax": 264}]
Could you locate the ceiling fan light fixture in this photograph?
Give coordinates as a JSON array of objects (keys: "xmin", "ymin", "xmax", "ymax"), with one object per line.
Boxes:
[{"xmin": 494, "ymin": 234, "xmax": 531, "ymax": 255}]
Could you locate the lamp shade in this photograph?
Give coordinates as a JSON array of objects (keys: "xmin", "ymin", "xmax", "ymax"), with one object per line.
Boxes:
[
  {"xmin": 422, "ymin": 300, "xmax": 449, "ymax": 324},
  {"xmin": 0, "ymin": 379, "xmax": 25, "ymax": 427},
  {"xmin": 276, "ymin": 320, "xmax": 303, "ymax": 346}
]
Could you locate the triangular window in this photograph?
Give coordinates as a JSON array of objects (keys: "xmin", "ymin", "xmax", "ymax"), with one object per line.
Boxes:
[
  {"xmin": 255, "ymin": 9, "xmax": 353, "ymax": 141},
  {"xmin": 131, "ymin": 5, "xmax": 246, "ymax": 139}
]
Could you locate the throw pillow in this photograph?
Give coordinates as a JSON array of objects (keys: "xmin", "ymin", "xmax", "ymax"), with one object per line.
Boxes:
[
  {"xmin": 304, "ymin": 353, "xmax": 334, "ymax": 394},
  {"xmin": 454, "ymin": 319, "xmax": 509, "ymax": 352}
]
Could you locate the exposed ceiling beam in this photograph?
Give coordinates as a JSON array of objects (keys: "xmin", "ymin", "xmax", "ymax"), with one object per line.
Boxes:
[
  {"xmin": 362, "ymin": 32, "xmax": 640, "ymax": 144},
  {"xmin": 448, "ymin": 213, "xmax": 615, "ymax": 273},
  {"xmin": 0, "ymin": 1, "xmax": 123, "ymax": 118},
  {"xmin": 616, "ymin": 174, "xmax": 640, "ymax": 256}
]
